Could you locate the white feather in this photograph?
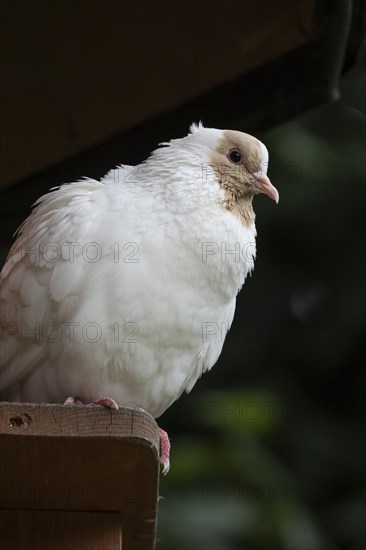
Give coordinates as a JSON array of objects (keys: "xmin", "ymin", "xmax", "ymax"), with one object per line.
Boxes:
[{"xmin": 0, "ymin": 126, "xmax": 261, "ymax": 418}]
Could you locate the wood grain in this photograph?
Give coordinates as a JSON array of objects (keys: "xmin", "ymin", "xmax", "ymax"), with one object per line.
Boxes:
[
  {"xmin": 0, "ymin": 510, "xmax": 122, "ymax": 550},
  {"xmin": 0, "ymin": 402, "xmax": 160, "ymax": 550}
]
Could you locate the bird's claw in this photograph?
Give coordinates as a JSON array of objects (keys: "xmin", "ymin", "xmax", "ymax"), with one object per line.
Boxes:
[
  {"xmin": 159, "ymin": 428, "xmax": 171, "ymax": 475},
  {"xmin": 93, "ymin": 397, "xmax": 119, "ymax": 409},
  {"xmin": 161, "ymin": 457, "xmax": 170, "ymax": 476},
  {"xmin": 63, "ymin": 396, "xmax": 83, "ymax": 405},
  {"xmin": 64, "ymin": 396, "xmax": 119, "ymax": 409}
]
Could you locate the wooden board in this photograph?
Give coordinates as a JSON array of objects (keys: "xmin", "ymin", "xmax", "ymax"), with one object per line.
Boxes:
[
  {"xmin": 0, "ymin": 510, "xmax": 122, "ymax": 550},
  {"xmin": 0, "ymin": 402, "xmax": 160, "ymax": 550}
]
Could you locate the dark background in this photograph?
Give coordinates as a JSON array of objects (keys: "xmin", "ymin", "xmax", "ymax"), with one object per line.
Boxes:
[{"xmin": 1, "ymin": 1, "xmax": 365, "ymax": 549}]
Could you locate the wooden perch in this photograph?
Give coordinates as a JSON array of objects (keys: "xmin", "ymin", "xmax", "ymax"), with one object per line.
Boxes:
[{"xmin": 0, "ymin": 402, "xmax": 160, "ymax": 550}]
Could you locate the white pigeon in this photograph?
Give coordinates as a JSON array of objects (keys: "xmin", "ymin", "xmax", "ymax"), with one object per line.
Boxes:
[{"xmin": 0, "ymin": 123, "xmax": 278, "ymax": 473}]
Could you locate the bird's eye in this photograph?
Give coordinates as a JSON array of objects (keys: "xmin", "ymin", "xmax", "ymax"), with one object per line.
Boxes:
[{"xmin": 228, "ymin": 150, "xmax": 242, "ymax": 164}]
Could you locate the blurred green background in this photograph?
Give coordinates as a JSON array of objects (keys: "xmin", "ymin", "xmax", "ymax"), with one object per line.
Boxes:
[{"xmin": 157, "ymin": 65, "xmax": 366, "ymax": 550}]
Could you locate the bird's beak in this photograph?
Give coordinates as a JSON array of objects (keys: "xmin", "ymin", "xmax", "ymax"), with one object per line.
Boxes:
[{"xmin": 251, "ymin": 172, "xmax": 279, "ymax": 204}]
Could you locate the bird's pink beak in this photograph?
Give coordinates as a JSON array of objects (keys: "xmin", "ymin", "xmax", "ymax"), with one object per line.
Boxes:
[{"xmin": 252, "ymin": 172, "xmax": 279, "ymax": 204}]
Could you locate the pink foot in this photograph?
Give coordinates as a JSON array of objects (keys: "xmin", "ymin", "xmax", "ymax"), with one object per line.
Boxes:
[
  {"xmin": 159, "ymin": 428, "xmax": 171, "ymax": 475},
  {"xmin": 64, "ymin": 396, "xmax": 119, "ymax": 409},
  {"xmin": 64, "ymin": 396, "xmax": 83, "ymax": 405},
  {"xmin": 93, "ymin": 397, "xmax": 119, "ymax": 409}
]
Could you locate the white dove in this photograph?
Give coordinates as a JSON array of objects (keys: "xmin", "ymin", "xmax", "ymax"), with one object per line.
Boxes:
[{"xmin": 0, "ymin": 123, "xmax": 278, "ymax": 473}]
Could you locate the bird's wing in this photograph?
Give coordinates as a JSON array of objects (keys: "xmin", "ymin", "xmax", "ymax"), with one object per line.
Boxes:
[
  {"xmin": 0, "ymin": 178, "xmax": 107, "ymax": 391},
  {"xmin": 0, "ymin": 164, "xmax": 250, "ymax": 412}
]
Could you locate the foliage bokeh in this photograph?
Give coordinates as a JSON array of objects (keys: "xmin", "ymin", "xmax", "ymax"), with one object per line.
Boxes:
[{"xmin": 157, "ymin": 65, "xmax": 366, "ymax": 550}]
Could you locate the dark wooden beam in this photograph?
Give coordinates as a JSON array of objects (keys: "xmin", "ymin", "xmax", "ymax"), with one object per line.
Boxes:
[{"xmin": 0, "ymin": 38, "xmax": 327, "ymax": 261}]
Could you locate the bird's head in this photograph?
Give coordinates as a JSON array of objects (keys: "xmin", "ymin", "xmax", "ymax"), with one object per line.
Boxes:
[
  {"xmin": 187, "ymin": 122, "xmax": 279, "ymax": 225},
  {"xmin": 145, "ymin": 122, "xmax": 279, "ymax": 226}
]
